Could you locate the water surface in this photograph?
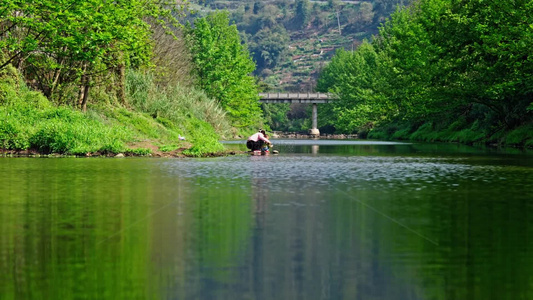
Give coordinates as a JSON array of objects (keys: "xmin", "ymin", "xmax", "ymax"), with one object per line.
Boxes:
[{"xmin": 1, "ymin": 140, "xmax": 532, "ymax": 299}]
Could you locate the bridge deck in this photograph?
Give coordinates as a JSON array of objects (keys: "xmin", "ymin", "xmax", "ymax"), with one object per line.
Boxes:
[{"xmin": 258, "ymin": 93, "xmax": 334, "ymax": 104}]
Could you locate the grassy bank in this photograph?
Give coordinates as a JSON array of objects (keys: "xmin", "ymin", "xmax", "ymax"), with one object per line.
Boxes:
[
  {"xmin": 367, "ymin": 120, "xmax": 533, "ymax": 148},
  {"xmin": 0, "ymin": 69, "xmax": 234, "ymax": 157}
]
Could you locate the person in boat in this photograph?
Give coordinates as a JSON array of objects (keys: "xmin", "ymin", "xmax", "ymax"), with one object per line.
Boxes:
[{"xmin": 246, "ymin": 129, "xmax": 272, "ymax": 152}]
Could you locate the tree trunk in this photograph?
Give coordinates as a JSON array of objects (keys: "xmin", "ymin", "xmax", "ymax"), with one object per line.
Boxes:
[
  {"xmin": 336, "ymin": 10, "xmax": 342, "ymax": 36},
  {"xmin": 115, "ymin": 57, "xmax": 126, "ymax": 106},
  {"xmin": 77, "ymin": 81, "xmax": 85, "ymax": 108},
  {"xmin": 77, "ymin": 63, "xmax": 87, "ymax": 108},
  {"xmin": 81, "ymin": 79, "xmax": 90, "ymax": 113},
  {"xmin": 49, "ymin": 49, "xmax": 66, "ymax": 99}
]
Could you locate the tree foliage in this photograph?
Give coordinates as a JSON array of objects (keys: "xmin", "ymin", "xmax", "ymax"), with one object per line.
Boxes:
[
  {"xmin": 249, "ymin": 26, "xmax": 290, "ymax": 71},
  {"xmin": 318, "ymin": 0, "xmax": 533, "ymax": 135},
  {"xmin": 317, "ymin": 43, "xmax": 389, "ymax": 132},
  {"xmin": 218, "ymin": 0, "xmax": 415, "ymax": 85},
  {"xmin": 294, "ymin": 0, "xmax": 311, "ymax": 29},
  {"xmin": 185, "ymin": 12, "xmax": 262, "ymax": 127},
  {"xmin": 0, "ymin": 0, "xmax": 184, "ymax": 110}
]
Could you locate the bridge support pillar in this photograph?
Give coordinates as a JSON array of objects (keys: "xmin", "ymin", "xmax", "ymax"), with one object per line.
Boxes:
[{"xmin": 309, "ymin": 103, "xmax": 320, "ymax": 136}]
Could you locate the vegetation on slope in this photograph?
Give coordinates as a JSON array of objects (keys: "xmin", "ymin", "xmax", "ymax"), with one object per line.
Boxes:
[
  {"xmin": 1, "ymin": 1, "xmax": 264, "ymax": 156},
  {"xmin": 317, "ymin": 0, "xmax": 533, "ymax": 147},
  {"xmin": 189, "ymin": 0, "xmax": 413, "ymax": 132},
  {"xmin": 193, "ymin": 0, "xmax": 411, "ymax": 92},
  {"xmin": 184, "ymin": 12, "xmax": 263, "ymax": 129},
  {"xmin": 0, "ymin": 67, "xmax": 230, "ymax": 156}
]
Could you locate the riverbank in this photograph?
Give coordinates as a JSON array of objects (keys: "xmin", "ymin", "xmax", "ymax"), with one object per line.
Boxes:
[
  {"xmin": 271, "ymin": 131, "xmax": 358, "ymax": 139},
  {"xmin": 0, "ymin": 69, "xmax": 241, "ymax": 158},
  {"xmin": 0, "ymin": 99, "xmax": 226, "ymax": 158},
  {"xmin": 367, "ymin": 121, "xmax": 533, "ymax": 149},
  {"xmin": 269, "ymin": 126, "xmax": 533, "ymax": 149},
  {"xmin": 0, "ymin": 147, "xmax": 238, "ymax": 158}
]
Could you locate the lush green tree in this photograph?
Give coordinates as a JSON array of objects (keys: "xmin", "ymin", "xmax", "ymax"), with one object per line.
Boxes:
[
  {"xmin": 185, "ymin": 12, "xmax": 262, "ymax": 127},
  {"xmin": 250, "ymin": 26, "xmax": 290, "ymax": 72},
  {"xmin": 253, "ymin": 1, "xmax": 265, "ymax": 15},
  {"xmin": 431, "ymin": 0, "xmax": 533, "ymax": 128},
  {"xmin": 318, "ymin": 0, "xmax": 532, "ymax": 135},
  {"xmin": 261, "ymin": 103, "xmax": 291, "ymax": 131},
  {"xmin": 317, "ymin": 42, "xmax": 390, "ymax": 132},
  {"xmin": 294, "ymin": 0, "xmax": 311, "ymax": 29},
  {"xmin": 379, "ymin": 0, "xmax": 533, "ymax": 128},
  {"xmin": 0, "ymin": 0, "xmax": 183, "ymax": 110},
  {"xmin": 373, "ymin": 2, "xmax": 443, "ymax": 121}
]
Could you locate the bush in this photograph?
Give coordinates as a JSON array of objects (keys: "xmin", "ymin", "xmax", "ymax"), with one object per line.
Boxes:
[
  {"xmin": 408, "ymin": 123, "xmax": 434, "ymax": 141},
  {"xmin": 126, "ymin": 70, "xmax": 233, "ymax": 139},
  {"xmin": 126, "ymin": 148, "xmax": 152, "ymax": 155},
  {"xmin": 29, "ymin": 110, "xmax": 130, "ymax": 154},
  {"xmin": 504, "ymin": 124, "xmax": 533, "ymax": 147},
  {"xmin": 0, "ymin": 116, "xmax": 31, "ymax": 150},
  {"xmin": 391, "ymin": 127, "xmax": 411, "ymax": 140},
  {"xmin": 183, "ymin": 119, "xmax": 226, "ymax": 156},
  {"xmin": 1, "ymin": 67, "xmax": 233, "ymax": 156}
]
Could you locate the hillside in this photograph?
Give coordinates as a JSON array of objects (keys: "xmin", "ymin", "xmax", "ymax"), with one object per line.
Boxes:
[
  {"xmin": 190, "ymin": 0, "xmax": 411, "ymax": 92},
  {"xmin": 1, "ymin": 2, "xmax": 254, "ymax": 156}
]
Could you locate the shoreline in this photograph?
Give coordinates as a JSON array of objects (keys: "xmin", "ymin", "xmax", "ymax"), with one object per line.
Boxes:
[
  {"xmin": 0, "ymin": 147, "xmax": 239, "ymax": 158},
  {"xmin": 269, "ymin": 131, "xmax": 532, "ymax": 149},
  {"xmin": 3, "ymin": 134, "xmax": 531, "ymax": 158},
  {"xmin": 270, "ymin": 131, "xmax": 358, "ymax": 139}
]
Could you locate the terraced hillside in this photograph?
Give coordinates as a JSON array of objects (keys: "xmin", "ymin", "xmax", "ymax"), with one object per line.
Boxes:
[{"xmin": 189, "ymin": 0, "xmax": 410, "ymax": 92}]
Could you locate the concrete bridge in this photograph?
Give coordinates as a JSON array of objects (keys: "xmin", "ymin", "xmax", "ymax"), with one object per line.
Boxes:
[{"xmin": 258, "ymin": 93, "xmax": 336, "ymax": 136}]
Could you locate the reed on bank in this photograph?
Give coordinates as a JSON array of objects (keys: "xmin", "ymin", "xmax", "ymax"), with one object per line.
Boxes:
[{"xmin": 0, "ymin": 68, "xmax": 233, "ymax": 157}]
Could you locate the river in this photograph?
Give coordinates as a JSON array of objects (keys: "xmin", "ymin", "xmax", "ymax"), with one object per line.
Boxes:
[{"xmin": 1, "ymin": 140, "xmax": 532, "ymax": 300}]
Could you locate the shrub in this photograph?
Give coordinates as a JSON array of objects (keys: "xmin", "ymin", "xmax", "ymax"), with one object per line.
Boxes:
[
  {"xmin": 126, "ymin": 148, "xmax": 152, "ymax": 155},
  {"xmin": 391, "ymin": 127, "xmax": 411, "ymax": 140},
  {"xmin": 126, "ymin": 70, "xmax": 233, "ymax": 139},
  {"xmin": 183, "ymin": 118, "xmax": 225, "ymax": 156},
  {"xmin": 409, "ymin": 122, "xmax": 434, "ymax": 141},
  {"xmin": 0, "ymin": 116, "xmax": 31, "ymax": 150},
  {"xmin": 504, "ymin": 124, "xmax": 533, "ymax": 146},
  {"xmin": 1, "ymin": 66, "xmax": 230, "ymax": 156}
]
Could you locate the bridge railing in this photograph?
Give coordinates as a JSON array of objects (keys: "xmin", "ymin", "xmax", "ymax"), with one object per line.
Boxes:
[
  {"xmin": 258, "ymin": 93, "xmax": 332, "ymax": 100},
  {"xmin": 257, "ymin": 92, "xmax": 335, "ymax": 135}
]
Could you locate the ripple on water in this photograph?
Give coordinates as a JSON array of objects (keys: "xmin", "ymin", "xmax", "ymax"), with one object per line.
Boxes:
[{"xmin": 163, "ymin": 155, "xmax": 525, "ymax": 193}]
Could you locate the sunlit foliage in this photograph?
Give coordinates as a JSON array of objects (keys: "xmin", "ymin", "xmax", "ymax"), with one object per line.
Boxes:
[
  {"xmin": 318, "ymin": 0, "xmax": 533, "ymax": 144},
  {"xmin": 185, "ymin": 12, "xmax": 262, "ymax": 128}
]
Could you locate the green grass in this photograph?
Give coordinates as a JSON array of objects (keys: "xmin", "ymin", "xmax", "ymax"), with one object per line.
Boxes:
[
  {"xmin": 125, "ymin": 70, "xmax": 233, "ymax": 155},
  {"xmin": 158, "ymin": 144, "xmax": 179, "ymax": 152},
  {"xmin": 503, "ymin": 124, "xmax": 533, "ymax": 147},
  {"xmin": 0, "ymin": 105, "xmax": 129, "ymax": 155},
  {"xmin": 0, "ymin": 68, "xmax": 234, "ymax": 156},
  {"xmin": 182, "ymin": 118, "xmax": 226, "ymax": 157},
  {"xmin": 368, "ymin": 119, "xmax": 532, "ymax": 148},
  {"xmin": 29, "ymin": 112, "xmax": 127, "ymax": 154},
  {"xmin": 126, "ymin": 148, "xmax": 152, "ymax": 156}
]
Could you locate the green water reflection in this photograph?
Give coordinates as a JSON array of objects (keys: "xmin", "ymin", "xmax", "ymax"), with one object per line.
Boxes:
[{"xmin": 1, "ymin": 141, "xmax": 532, "ymax": 299}]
